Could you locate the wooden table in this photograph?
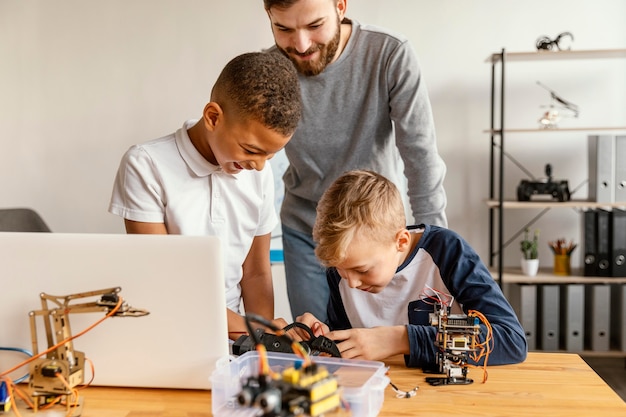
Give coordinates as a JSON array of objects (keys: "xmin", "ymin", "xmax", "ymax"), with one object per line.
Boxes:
[{"xmin": 7, "ymin": 352, "xmax": 625, "ymax": 417}]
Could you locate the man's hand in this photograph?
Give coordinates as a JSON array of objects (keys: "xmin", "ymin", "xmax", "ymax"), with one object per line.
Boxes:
[{"xmin": 326, "ymin": 326, "xmax": 409, "ymax": 361}]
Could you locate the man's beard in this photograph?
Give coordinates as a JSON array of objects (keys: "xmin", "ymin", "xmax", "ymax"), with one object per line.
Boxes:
[{"xmin": 278, "ymin": 18, "xmax": 341, "ymax": 76}]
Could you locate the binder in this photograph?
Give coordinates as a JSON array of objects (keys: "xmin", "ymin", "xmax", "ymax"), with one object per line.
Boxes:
[
  {"xmin": 596, "ymin": 209, "xmax": 611, "ymax": 276},
  {"xmin": 583, "ymin": 209, "xmax": 598, "ymax": 276},
  {"xmin": 560, "ymin": 285, "xmax": 584, "ymax": 352},
  {"xmin": 610, "ymin": 208, "xmax": 626, "ymax": 277},
  {"xmin": 588, "ymin": 135, "xmax": 614, "ymax": 203},
  {"xmin": 585, "ymin": 285, "xmax": 611, "ymax": 351},
  {"xmin": 610, "ymin": 284, "xmax": 626, "ymax": 351},
  {"xmin": 508, "ymin": 284, "xmax": 537, "ymax": 351},
  {"xmin": 539, "ymin": 285, "xmax": 560, "ymax": 351},
  {"xmin": 614, "ymin": 136, "xmax": 626, "ymax": 202}
]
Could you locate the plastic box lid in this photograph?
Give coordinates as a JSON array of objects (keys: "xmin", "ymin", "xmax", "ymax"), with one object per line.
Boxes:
[{"xmin": 211, "ymin": 351, "xmax": 389, "ymax": 417}]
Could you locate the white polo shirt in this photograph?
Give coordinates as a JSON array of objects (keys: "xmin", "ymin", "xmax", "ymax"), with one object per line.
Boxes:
[{"xmin": 109, "ymin": 120, "xmax": 278, "ymax": 311}]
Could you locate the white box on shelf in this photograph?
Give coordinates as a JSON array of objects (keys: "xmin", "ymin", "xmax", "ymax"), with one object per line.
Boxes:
[{"xmin": 211, "ymin": 351, "xmax": 389, "ymax": 417}]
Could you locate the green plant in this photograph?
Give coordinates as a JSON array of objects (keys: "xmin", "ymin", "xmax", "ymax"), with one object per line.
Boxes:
[{"xmin": 520, "ymin": 228, "xmax": 540, "ymax": 260}]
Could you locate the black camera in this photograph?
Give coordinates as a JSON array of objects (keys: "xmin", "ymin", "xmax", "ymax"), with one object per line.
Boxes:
[{"xmin": 517, "ymin": 164, "xmax": 571, "ymax": 202}]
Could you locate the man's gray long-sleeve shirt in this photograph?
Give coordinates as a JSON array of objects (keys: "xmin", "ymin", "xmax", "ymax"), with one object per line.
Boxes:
[{"xmin": 274, "ymin": 19, "xmax": 448, "ymax": 234}]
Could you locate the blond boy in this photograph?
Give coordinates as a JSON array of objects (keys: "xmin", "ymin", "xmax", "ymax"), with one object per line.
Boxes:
[{"xmin": 299, "ymin": 170, "xmax": 526, "ymax": 367}]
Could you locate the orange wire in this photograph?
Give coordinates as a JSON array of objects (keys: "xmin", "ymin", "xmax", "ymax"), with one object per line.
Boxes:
[
  {"xmin": 468, "ymin": 310, "xmax": 493, "ymax": 383},
  {"xmin": 0, "ymin": 297, "xmax": 123, "ymax": 379},
  {"xmin": 3, "ymin": 376, "xmax": 24, "ymax": 417},
  {"xmin": 77, "ymin": 357, "xmax": 96, "ymax": 390},
  {"xmin": 55, "ymin": 373, "xmax": 79, "ymax": 417},
  {"xmin": 0, "ymin": 297, "xmax": 124, "ymax": 413}
]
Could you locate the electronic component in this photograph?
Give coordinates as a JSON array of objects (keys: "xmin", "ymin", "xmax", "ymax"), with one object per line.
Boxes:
[
  {"xmin": 233, "ymin": 314, "xmax": 342, "ymax": 417},
  {"xmin": 426, "ymin": 304, "xmax": 481, "ymax": 386},
  {"xmin": 238, "ymin": 362, "xmax": 340, "ymax": 417},
  {"xmin": 0, "ymin": 380, "xmax": 10, "ymax": 412},
  {"xmin": 233, "ymin": 322, "xmax": 341, "ymax": 358}
]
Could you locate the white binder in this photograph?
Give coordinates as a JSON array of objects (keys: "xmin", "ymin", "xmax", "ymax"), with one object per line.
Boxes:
[
  {"xmin": 560, "ymin": 285, "xmax": 585, "ymax": 352},
  {"xmin": 508, "ymin": 284, "xmax": 538, "ymax": 351},
  {"xmin": 539, "ymin": 285, "xmax": 560, "ymax": 351},
  {"xmin": 585, "ymin": 285, "xmax": 611, "ymax": 351}
]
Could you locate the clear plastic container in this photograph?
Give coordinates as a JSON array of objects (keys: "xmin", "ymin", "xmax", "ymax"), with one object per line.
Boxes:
[{"xmin": 211, "ymin": 351, "xmax": 389, "ymax": 417}]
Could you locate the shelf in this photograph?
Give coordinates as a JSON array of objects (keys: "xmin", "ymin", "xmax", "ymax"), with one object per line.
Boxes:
[
  {"xmin": 485, "ymin": 126, "xmax": 626, "ymax": 134},
  {"xmin": 485, "ymin": 200, "xmax": 626, "ymax": 209},
  {"xmin": 487, "ymin": 48, "xmax": 626, "ymax": 357},
  {"xmin": 490, "ymin": 267, "xmax": 626, "ymax": 284},
  {"xmin": 486, "ymin": 48, "xmax": 626, "ymax": 63}
]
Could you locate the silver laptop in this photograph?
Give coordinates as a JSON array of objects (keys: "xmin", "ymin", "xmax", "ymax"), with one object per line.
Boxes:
[{"xmin": 0, "ymin": 232, "xmax": 228, "ymax": 389}]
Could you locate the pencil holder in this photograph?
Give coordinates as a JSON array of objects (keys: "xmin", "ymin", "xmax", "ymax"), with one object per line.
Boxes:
[{"xmin": 553, "ymin": 254, "xmax": 571, "ymax": 275}]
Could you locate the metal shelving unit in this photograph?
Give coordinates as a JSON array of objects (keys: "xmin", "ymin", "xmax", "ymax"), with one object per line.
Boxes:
[
  {"xmin": 486, "ymin": 48, "xmax": 626, "ymax": 357},
  {"xmin": 487, "ymin": 48, "xmax": 626, "ymax": 286}
]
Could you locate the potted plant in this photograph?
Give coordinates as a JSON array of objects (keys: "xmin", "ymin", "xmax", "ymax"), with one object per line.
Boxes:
[{"xmin": 520, "ymin": 228, "xmax": 540, "ymax": 276}]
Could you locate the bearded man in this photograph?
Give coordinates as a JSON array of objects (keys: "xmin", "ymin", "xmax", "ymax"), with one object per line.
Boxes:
[{"xmin": 263, "ymin": 0, "xmax": 448, "ymax": 323}]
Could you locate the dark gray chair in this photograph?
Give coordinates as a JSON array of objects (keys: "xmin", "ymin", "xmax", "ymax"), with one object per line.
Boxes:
[{"xmin": 0, "ymin": 208, "xmax": 51, "ymax": 232}]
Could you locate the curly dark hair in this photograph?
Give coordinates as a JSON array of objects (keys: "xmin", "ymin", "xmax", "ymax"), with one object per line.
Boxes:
[{"xmin": 211, "ymin": 52, "xmax": 302, "ymax": 136}]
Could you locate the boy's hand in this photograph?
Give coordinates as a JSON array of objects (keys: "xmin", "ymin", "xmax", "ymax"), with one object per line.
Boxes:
[
  {"xmin": 270, "ymin": 317, "xmax": 290, "ymax": 330},
  {"xmin": 296, "ymin": 312, "xmax": 330, "ymax": 337},
  {"xmin": 327, "ymin": 326, "xmax": 409, "ymax": 361}
]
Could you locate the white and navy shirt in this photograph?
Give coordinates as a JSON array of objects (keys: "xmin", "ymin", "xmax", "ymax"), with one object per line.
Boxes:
[{"xmin": 327, "ymin": 225, "xmax": 527, "ymax": 368}]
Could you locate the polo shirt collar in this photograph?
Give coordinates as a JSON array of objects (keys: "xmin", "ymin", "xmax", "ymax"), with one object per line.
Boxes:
[{"xmin": 175, "ymin": 119, "xmax": 230, "ymax": 178}]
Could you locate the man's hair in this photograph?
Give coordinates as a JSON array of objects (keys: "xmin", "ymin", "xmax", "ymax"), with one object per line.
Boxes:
[
  {"xmin": 313, "ymin": 170, "xmax": 407, "ymax": 267},
  {"xmin": 211, "ymin": 52, "xmax": 302, "ymax": 136},
  {"xmin": 263, "ymin": 0, "xmax": 301, "ymax": 10}
]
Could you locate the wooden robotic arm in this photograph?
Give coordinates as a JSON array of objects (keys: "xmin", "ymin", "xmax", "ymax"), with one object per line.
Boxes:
[{"xmin": 27, "ymin": 287, "xmax": 148, "ymax": 409}]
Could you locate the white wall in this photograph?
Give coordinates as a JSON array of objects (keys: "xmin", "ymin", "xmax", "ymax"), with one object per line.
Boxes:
[{"xmin": 2, "ymin": 0, "xmax": 625, "ymax": 268}]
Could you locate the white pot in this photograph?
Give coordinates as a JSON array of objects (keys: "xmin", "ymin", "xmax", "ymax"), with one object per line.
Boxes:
[{"xmin": 520, "ymin": 258, "xmax": 539, "ymax": 276}]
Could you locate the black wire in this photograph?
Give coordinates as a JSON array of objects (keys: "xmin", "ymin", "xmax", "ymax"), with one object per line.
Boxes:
[
  {"xmin": 243, "ymin": 313, "xmax": 296, "ymax": 349},
  {"xmin": 282, "ymin": 322, "xmax": 315, "ymax": 340}
]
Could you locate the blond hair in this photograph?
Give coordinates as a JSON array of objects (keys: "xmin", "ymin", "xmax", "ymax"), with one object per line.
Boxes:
[{"xmin": 313, "ymin": 170, "xmax": 406, "ymax": 266}]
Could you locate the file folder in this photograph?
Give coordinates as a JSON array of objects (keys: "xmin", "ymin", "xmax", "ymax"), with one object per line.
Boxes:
[
  {"xmin": 560, "ymin": 284, "xmax": 584, "ymax": 352},
  {"xmin": 596, "ymin": 209, "xmax": 611, "ymax": 276},
  {"xmin": 610, "ymin": 208, "xmax": 626, "ymax": 277},
  {"xmin": 585, "ymin": 285, "xmax": 611, "ymax": 351},
  {"xmin": 610, "ymin": 284, "xmax": 626, "ymax": 351},
  {"xmin": 508, "ymin": 284, "xmax": 537, "ymax": 351},
  {"xmin": 539, "ymin": 285, "xmax": 560, "ymax": 351},
  {"xmin": 588, "ymin": 135, "xmax": 614, "ymax": 203},
  {"xmin": 615, "ymin": 136, "xmax": 626, "ymax": 202},
  {"xmin": 583, "ymin": 209, "xmax": 598, "ymax": 276}
]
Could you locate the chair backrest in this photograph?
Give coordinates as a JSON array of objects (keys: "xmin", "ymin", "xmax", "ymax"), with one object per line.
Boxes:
[{"xmin": 0, "ymin": 208, "xmax": 51, "ymax": 232}]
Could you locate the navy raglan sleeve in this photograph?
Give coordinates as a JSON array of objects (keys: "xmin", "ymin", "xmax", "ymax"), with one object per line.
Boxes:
[
  {"xmin": 405, "ymin": 227, "xmax": 528, "ymax": 368},
  {"xmin": 325, "ymin": 268, "xmax": 352, "ymax": 331}
]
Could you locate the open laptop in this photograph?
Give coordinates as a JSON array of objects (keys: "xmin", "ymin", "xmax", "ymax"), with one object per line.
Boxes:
[{"xmin": 0, "ymin": 232, "xmax": 229, "ymax": 389}]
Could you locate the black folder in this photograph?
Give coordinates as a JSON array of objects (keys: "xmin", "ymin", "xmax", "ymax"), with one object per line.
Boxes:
[
  {"xmin": 611, "ymin": 208, "xmax": 626, "ymax": 277},
  {"xmin": 596, "ymin": 209, "xmax": 611, "ymax": 276},
  {"xmin": 583, "ymin": 210, "xmax": 598, "ymax": 276}
]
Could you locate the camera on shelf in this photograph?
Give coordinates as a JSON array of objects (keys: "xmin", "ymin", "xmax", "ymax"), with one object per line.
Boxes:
[{"xmin": 517, "ymin": 164, "xmax": 571, "ymax": 202}]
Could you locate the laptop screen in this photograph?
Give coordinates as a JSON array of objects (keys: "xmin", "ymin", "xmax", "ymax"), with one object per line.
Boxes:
[{"xmin": 0, "ymin": 232, "xmax": 228, "ymax": 389}]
